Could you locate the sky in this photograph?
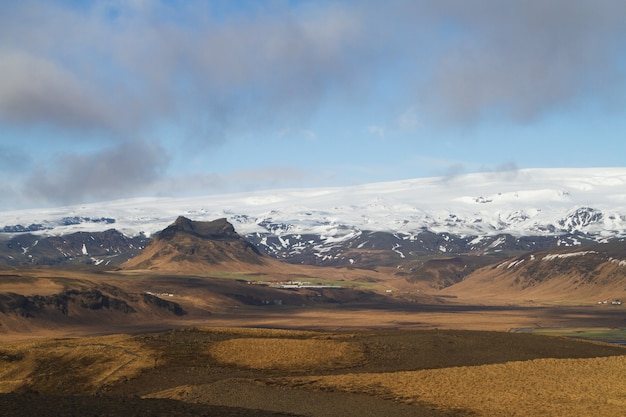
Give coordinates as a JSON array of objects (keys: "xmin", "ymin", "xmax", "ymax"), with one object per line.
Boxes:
[{"xmin": 1, "ymin": 0, "xmax": 625, "ymax": 210}]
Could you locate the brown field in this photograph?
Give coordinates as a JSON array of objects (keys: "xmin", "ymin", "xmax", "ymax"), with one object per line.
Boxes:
[
  {"xmin": 209, "ymin": 337, "xmax": 364, "ymax": 370},
  {"xmin": 2, "ymin": 266, "xmax": 626, "ymax": 340},
  {"xmin": 3, "ymin": 266, "xmax": 626, "ymax": 416},
  {"xmin": 1, "ymin": 327, "xmax": 626, "ymax": 416},
  {"xmin": 275, "ymin": 356, "xmax": 626, "ymax": 417},
  {"xmin": 0, "ymin": 334, "xmax": 153, "ymax": 395}
]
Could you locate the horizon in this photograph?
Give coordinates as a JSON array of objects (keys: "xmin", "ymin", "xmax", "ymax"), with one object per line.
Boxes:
[
  {"xmin": 0, "ymin": 165, "xmax": 624, "ymax": 213},
  {"xmin": 1, "ymin": 1, "xmax": 625, "ymax": 211},
  {"xmin": 1, "ymin": 166, "xmax": 625, "ymax": 241}
]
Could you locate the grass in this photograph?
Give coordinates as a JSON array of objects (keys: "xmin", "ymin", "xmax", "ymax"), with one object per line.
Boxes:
[
  {"xmin": 277, "ymin": 355, "xmax": 626, "ymax": 416},
  {"xmin": 180, "ymin": 271, "xmax": 377, "ymax": 289},
  {"xmin": 3, "ymin": 327, "xmax": 626, "ymax": 416},
  {"xmin": 516, "ymin": 327, "xmax": 626, "ymax": 342},
  {"xmin": 0, "ymin": 334, "xmax": 155, "ymax": 395},
  {"xmin": 210, "ymin": 337, "xmax": 364, "ymax": 370}
]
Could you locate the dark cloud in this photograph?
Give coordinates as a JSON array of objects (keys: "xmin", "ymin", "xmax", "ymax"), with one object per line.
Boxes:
[
  {"xmin": 0, "ymin": 1, "xmax": 369, "ymax": 141},
  {"xmin": 24, "ymin": 140, "xmax": 169, "ymax": 205},
  {"xmin": 3, "ymin": 1, "xmax": 624, "ymax": 134}
]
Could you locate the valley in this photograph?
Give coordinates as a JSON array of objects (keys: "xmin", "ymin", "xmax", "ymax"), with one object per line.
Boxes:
[
  {"xmin": 1, "ymin": 177, "xmax": 625, "ymax": 416},
  {"xmin": 2, "ymin": 0, "xmax": 625, "ymax": 409},
  {"xmin": 2, "ymin": 249, "xmax": 625, "ymax": 339},
  {"xmin": 1, "ymin": 249, "xmax": 626, "ymax": 416}
]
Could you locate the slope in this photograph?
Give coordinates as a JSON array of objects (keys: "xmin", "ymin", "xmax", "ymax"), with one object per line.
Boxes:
[
  {"xmin": 441, "ymin": 240, "xmax": 626, "ymax": 303},
  {"xmin": 121, "ymin": 217, "xmax": 277, "ymax": 273}
]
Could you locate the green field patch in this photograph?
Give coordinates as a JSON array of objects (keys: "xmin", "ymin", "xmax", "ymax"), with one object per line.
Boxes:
[
  {"xmin": 205, "ymin": 271, "xmax": 273, "ymax": 281},
  {"xmin": 201, "ymin": 272, "xmax": 374, "ymax": 288},
  {"xmin": 514, "ymin": 327, "xmax": 626, "ymax": 344}
]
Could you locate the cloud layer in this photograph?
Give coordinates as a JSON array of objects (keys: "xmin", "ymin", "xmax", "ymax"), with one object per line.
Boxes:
[{"xmin": 1, "ymin": 0, "xmax": 625, "ymax": 208}]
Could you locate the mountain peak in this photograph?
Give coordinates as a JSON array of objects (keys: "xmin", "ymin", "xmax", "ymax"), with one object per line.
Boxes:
[
  {"xmin": 158, "ymin": 217, "xmax": 238, "ymax": 241},
  {"xmin": 122, "ymin": 217, "xmax": 266, "ymax": 272}
]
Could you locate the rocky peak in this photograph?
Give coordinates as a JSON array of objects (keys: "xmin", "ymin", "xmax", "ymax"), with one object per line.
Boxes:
[
  {"xmin": 121, "ymin": 216, "xmax": 266, "ymax": 271},
  {"xmin": 157, "ymin": 217, "xmax": 238, "ymax": 241}
]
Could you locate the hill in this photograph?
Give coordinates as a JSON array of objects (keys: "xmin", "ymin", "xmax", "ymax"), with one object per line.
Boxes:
[
  {"xmin": 441, "ymin": 240, "xmax": 626, "ymax": 303},
  {"xmin": 121, "ymin": 217, "xmax": 275, "ymax": 273}
]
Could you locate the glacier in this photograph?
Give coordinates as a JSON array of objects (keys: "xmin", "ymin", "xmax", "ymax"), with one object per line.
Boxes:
[{"xmin": 1, "ymin": 167, "xmax": 625, "ymax": 241}]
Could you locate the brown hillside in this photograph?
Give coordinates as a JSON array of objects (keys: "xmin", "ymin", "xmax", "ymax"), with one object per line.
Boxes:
[
  {"xmin": 121, "ymin": 217, "xmax": 276, "ymax": 273},
  {"xmin": 404, "ymin": 255, "xmax": 500, "ymax": 290},
  {"xmin": 441, "ymin": 241, "xmax": 626, "ymax": 303}
]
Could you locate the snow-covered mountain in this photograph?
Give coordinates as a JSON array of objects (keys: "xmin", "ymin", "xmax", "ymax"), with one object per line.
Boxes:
[{"xmin": 1, "ymin": 168, "xmax": 625, "ymax": 266}]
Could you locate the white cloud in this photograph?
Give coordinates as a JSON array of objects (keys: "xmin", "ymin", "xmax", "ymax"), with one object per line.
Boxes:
[
  {"xmin": 367, "ymin": 125, "xmax": 386, "ymax": 138},
  {"xmin": 395, "ymin": 106, "xmax": 421, "ymax": 131}
]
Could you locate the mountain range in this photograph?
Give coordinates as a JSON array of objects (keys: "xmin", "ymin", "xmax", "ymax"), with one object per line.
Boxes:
[
  {"xmin": 1, "ymin": 198, "xmax": 626, "ymax": 334},
  {"xmin": 1, "ymin": 168, "xmax": 625, "ymax": 269}
]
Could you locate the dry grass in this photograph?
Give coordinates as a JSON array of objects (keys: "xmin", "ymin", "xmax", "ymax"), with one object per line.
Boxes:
[
  {"xmin": 278, "ymin": 355, "xmax": 626, "ymax": 417},
  {"xmin": 4, "ymin": 266, "xmax": 626, "ymax": 342},
  {"xmin": 209, "ymin": 337, "xmax": 363, "ymax": 370},
  {"xmin": 3, "ymin": 327, "xmax": 626, "ymax": 416},
  {"xmin": 0, "ymin": 334, "xmax": 155, "ymax": 395},
  {"xmin": 198, "ymin": 327, "xmax": 321, "ymax": 338}
]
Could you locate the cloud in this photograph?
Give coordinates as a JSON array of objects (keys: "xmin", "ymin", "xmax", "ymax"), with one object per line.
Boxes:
[
  {"xmin": 483, "ymin": 162, "xmax": 521, "ymax": 181},
  {"xmin": 0, "ymin": 1, "xmax": 375, "ymax": 208},
  {"xmin": 399, "ymin": 0, "xmax": 626, "ymax": 124},
  {"xmin": 0, "ymin": 50, "xmax": 124, "ymax": 132},
  {"xmin": 277, "ymin": 128, "xmax": 317, "ymax": 142},
  {"xmin": 1, "ymin": 1, "xmax": 626, "ymax": 209},
  {"xmin": 0, "ymin": 146, "xmax": 31, "ymax": 171},
  {"xmin": 3, "ymin": 1, "xmax": 624, "ymax": 135},
  {"xmin": 367, "ymin": 106, "xmax": 421, "ymax": 139},
  {"xmin": 142, "ymin": 166, "xmax": 313, "ymax": 197},
  {"xmin": 227, "ymin": 167, "xmax": 310, "ymax": 191},
  {"xmin": 0, "ymin": 1, "xmax": 368, "ymax": 141},
  {"xmin": 24, "ymin": 140, "xmax": 169, "ymax": 206},
  {"xmin": 367, "ymin": 125, "xmax": 386, "ymax": 138},
  {"xmin": 394, "ymin": 107, "xmax": 421, "ymax": 131}
]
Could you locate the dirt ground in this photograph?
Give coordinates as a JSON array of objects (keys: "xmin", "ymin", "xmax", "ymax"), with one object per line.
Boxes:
[{"xmin": 192, "ymin": 301, "xmax": 626, "ymax": 332}]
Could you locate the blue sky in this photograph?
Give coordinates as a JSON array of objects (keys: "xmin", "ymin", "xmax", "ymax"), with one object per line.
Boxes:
[{"xmin": 1, "ymin": 0, "xmax": 625, "ymax": 210}]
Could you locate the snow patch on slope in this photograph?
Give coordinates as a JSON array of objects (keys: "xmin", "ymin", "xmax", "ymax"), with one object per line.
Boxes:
[{"xmin": 542, "ymin": 251, "xmax": 597, "ymax": 261}]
